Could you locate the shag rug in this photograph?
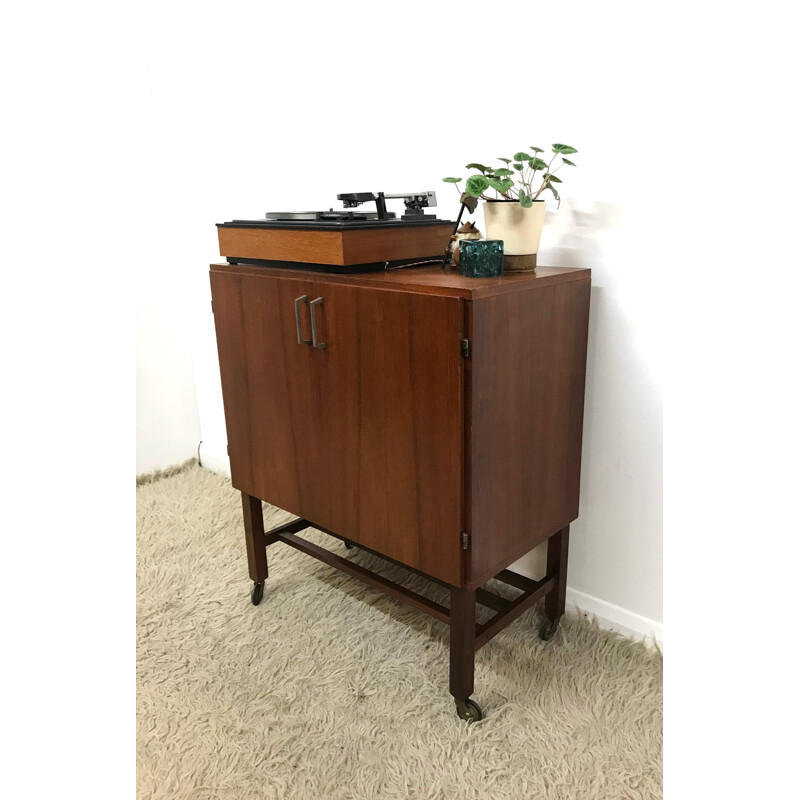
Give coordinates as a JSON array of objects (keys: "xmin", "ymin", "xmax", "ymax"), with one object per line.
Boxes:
[{"xmin": 137, "ymin": 464, "xmax": 662, "ymax": 799}]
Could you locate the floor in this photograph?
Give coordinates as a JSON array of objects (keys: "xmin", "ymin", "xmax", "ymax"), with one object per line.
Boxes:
[{"xmin": 137, "ymin": 464, "xmax": 662, "ymax": 799}]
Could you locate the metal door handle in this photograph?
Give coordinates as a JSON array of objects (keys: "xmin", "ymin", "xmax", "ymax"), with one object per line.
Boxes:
[
  {"xmin": 294, "ymin": 295, "xmax": 311, "ymax": 345},
  {"xmin": 309, "ymin": 297, "xmax": 327, "ymax": 349}
]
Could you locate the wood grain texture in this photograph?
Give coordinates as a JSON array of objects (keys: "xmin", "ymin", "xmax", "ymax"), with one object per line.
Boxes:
[
  {"xmin": 350, "ymin": 286, "xmax": 464, "ymax": 583},
  {"xmin": 218, "ymin": 224, "xmax": 452, "ymax": 266},
  {"xmin": 211, "ymin": 257, "xmax": 591, "ymax": 710},
  {"xmin": 210, "ymin": 269, "xmax": 465, "ymax": 585},
  {"xmin": 340, "ymin": 224, "xmax": 452, "ymax": 265},
  {"xmin": 211, "ymin": 262, "xmax": 591, "ymax": 300},
  {"xmin": 218, "ymin": 227, "xmax": 344, "ymax": 265},
  {"xmin": 211, "ymin": 271, "xmax": 307, "ymax": 513},
  {"xmin": 466, "ymin": 277, "xmax": 591, "ymax": 587}
]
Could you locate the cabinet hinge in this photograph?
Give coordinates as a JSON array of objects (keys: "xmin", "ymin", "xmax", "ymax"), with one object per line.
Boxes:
[
  {"xmin": 461, "ymin": 531, "xmax": 470, "ymax": 550},
  {"xmin": 226, "ymin": 443, "xmax": 229, "ymax": 455},
  {"xmin": 211, "ymin": 299, "xmax": 215, "ymax": 314},
  {"xmin": 460, "ymin": 338, "xmax": 470, "ymax": 358}
]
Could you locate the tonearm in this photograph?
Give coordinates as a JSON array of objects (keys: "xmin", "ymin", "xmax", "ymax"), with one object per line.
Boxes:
[{"xmin": 336, "ymin": 191, "xmax": 438, "ymax": 221}]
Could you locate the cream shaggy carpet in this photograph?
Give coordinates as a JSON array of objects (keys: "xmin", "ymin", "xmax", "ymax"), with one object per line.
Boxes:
[{"xmin": 137, "ymin": 464, "xmax": 662, "ymax": 799}]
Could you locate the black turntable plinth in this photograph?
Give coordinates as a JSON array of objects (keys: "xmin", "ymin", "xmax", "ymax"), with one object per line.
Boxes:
[{"xmin": 217, "ymin": 191, "xmax": 455, "ymax": 273}]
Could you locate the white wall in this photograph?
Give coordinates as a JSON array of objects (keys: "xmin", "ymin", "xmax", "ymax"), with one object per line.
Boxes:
[
  {"xmin": 136, "ymin": 269, "xmax": 202, "ymax": 474},
  {"xmin": 136, "ymin": 2, "xmax": 662, "ymax": 640}
]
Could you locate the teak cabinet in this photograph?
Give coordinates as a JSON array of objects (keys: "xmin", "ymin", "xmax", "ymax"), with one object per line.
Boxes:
[{"xmin": 210, "ymin": 263, "xmax": 591, "ymax": 721}]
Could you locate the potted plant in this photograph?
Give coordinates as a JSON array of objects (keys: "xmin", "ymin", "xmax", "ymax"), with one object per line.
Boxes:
[{"xmin": 442, "ymin": 143, "xmax": 577, "ymax": 271}]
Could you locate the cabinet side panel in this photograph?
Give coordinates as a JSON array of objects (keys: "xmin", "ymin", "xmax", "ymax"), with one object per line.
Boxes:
[{"xmin": 469, "ymin": 278, "xmax": 591, "ymax": 584}]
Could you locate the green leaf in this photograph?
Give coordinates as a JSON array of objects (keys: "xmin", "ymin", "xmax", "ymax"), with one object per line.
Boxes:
[
  {"xmin": 465, "ymin": 174, "xmax": 490, "ymax": 197},
  {"xmin": 513, "ymin": 162, "xmax": 523, "ymax": 171},
  {"xmin": 465, "ymin": 162, "xmax": 492, "ymax": 174},
  {"xmin": 544, "ymin": 173, "xmax": 563, "ymax": 183},
  {"xmin": 529, "ymin": 157, "xmax": 548, "ymax": 171},
  {"xmin": 513, "ymin": 151, "xmax": 532, "ymax": 161},
  {"xmin": 442, "ymin": 177, "xmax": 462, "ymax": 183},
  {"xmin": 486, "ymin": 177, "xmax": 514, "ymax": 194},
  {"xmin": 552, "ymin": 143, "xmax": 578, "ymax": 154},
  {"xmin": 519, "ymin": 189, "xmax": 533, "ymax": 208},
  {"xmin": 546, "ymin": 182, "xmax": 561, "ymax": 207},
  {"xmin": 529, "ymin": 146, "xmax": 544, "ymax": 153},
  {"xmin": 492, "ymin": 168, "xmax": 514, "ymax": 176},
  {"xmin": 561, "ymin": 158, "xmax": 576, "ymax": 166},
  {"xmin": 497, "ymin": 157, "xmax": 512, "ymax": 164}
]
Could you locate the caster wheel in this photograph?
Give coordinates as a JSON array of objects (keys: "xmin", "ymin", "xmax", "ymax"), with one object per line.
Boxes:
[
  {"xmin": 540, "ymin": 617, "xmax": 559, "ymax": 641},
  {"xmin": 251, "ymin": 582, "xmax": 264, "ymax": 606},
  {"xmin": 455, "ymin": 698, "xmax": 484, "ymax": 723},
  {"xmin": 343, "ymin": 540, "xmax": 354, "ymax": 550}
]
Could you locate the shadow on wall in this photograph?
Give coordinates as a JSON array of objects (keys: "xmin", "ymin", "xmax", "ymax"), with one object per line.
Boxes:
[
  {"xmin": 513, "ymin": 200, "xmax": 663, "ymax": 626},
  {"xmin": 541, "ymin": 200, "xmax": 624, "ymax": 269}
]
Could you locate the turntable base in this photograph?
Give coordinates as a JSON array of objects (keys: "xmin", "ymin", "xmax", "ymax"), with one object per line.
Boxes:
[{"xmin": 218, "ymin": 221, "xmax": 454, "ymax": 268}]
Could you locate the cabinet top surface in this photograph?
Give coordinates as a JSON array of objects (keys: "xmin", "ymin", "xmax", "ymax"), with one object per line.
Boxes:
[{"xmin": 209, "ymin": 263, "xmax": 591, "ymax": 299}]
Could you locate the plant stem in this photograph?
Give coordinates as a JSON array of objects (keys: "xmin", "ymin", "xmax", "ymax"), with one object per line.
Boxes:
[
  {"xmin": 532, "ymin": 153, "xmax": 561, "ymax": 200},
  {"xmin": 528, "ymin": 158, "xmax": 541, "ymax": 195}
]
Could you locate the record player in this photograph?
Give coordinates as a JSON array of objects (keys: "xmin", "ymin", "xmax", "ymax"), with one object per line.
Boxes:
[{"xmin": 217, "ymin": 191, "xmax": 455, "ymax": 273}]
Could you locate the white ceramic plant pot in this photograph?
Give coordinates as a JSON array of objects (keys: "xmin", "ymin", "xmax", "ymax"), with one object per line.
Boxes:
[{"xmin": 483, "ymin": 199, "xmax": 546, "ymax": 270}]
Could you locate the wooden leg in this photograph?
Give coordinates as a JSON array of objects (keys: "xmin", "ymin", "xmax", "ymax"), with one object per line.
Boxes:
[
  {"xmin": 241, "ymin": 492, "xmax": 268, "ymax": 584},
  {"xmin": 544, "ymin": 525, "xmax": 569, "ymax": 623},
  {"xmin": 450, "ymin": 587, "xmax": 482, "ymax": 721}
]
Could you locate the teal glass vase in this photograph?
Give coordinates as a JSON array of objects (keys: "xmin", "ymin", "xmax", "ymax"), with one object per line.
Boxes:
[{"xmin": 458, "ymin": 239, "xmax": 504, "ymax": 278}]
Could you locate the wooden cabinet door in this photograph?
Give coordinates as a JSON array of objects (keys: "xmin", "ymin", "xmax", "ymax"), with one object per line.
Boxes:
[
  {"xmin": 211, "ymin": 269, "xmax": 466, "ymax": 585},
  {"xmin": 306, "ymin": 281, "xmax": 465, "ymax": 585},
  {"xmin": 211, "ymin": 270, "xmax": 313, "ymax": 516}
]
